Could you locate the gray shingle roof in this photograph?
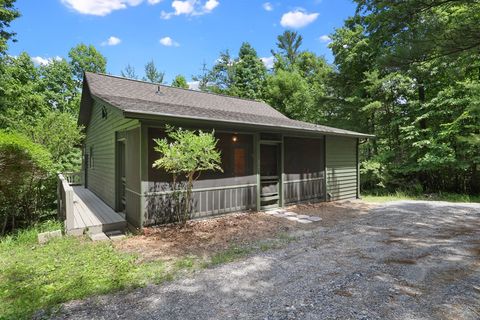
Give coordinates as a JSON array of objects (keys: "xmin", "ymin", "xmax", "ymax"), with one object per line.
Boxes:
[{"xmin": 83, "ymin": 72, "xmax": 373, "ymax": 138}]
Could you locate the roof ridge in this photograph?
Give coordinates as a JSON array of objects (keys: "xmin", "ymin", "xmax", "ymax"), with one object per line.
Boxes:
[{"xmin": 85, "ymin": 71, "xmax": 271, "ymax": 106}]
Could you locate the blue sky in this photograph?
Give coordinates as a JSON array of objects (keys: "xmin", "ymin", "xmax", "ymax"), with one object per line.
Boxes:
[{"xmin": 9, "ymin": 0, "xmax": 355, "ymax": 84}]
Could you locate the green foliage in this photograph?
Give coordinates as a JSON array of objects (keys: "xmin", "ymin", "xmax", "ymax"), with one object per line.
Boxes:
[
  {"xmin": 207, "ymin": 43, "xmax": 267, "ymax": 100},
  {"xmin": 0, "ymin": 131, "xmax": 54, "ymax": 235},
  {"xmin": 153, "ymin": 126, "xmax": 222, "ymax": 225},
  {"xmin": 363, "ymin": 191, "xmax": 480, "ymax": 204},
  {"xmin": 264, "ymin": 51, "xmax": 332, "ymax": 123},
  {"xmin": 0, "ymin": 233, "xmax": 138, "ymax": 319},
  {"xmin": 0, "ymin": 44, "xmax": 92, "ymax": 234},
  {"xmin": 68, "ymin": 43, "xmax": 107, "ymax": 83},
  {"xmin": 229, "ymin": 42, "xmax": 267, "ymax": 100},
  {"xmin": 207, "ymin": 50, "xmax": 234, "ymax": 93},
  {"xmin": 120, "ymin": 63, "xmax": 138, "ymax": 80},
  {"xmin": 38, "ymin": 58, "xmax": 78, "ymax": 113},
  {"xmin": 0, "ymin": 53, "xmax": 49, "ymax": 127},
  {"xmin": 208, "ymin": 246, "xmax": 251, "ymax": 266},
  {"xmin": 273, "ymin": 30, "xmax": 303, "ymax": 67},
  {"xmin": 143, "ymin": 60, "xmax": 165, "ymax": 83},
  {"xmin": 18, "ymin": 111, "xmax": 84, "ymax": 168},
  {"xmin": 0, "ymin": 0, "xmax": 20, "ymax": 54},
  {"xmin": 265, "ymin": 69, "xmax": 314, "ymax": 121},
  {"xmin": 327, "ymin": 0, "xmax": 480, "ymax": 194},
  {"xmin": 171, "ymin": 74, "xmax": 189, "ymax": 89},
  {"xmin": 360, "ymin": 159, "xmax": 387, "ymax": 190}
]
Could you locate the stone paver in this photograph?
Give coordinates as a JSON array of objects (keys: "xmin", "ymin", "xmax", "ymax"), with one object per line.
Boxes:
[
  {"xmin": 37, "ymin": 230, "xmax": 62, "ymax": 244},
  {"xmin": 296, "ymin": 219, "xmax": 313, "ymax": 224},
  {"xmin": 266, "ymin": 210, "xmax": 321, "ymax": 224}
]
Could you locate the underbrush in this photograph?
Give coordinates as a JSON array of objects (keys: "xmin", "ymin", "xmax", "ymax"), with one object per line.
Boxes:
[{"xmin": 362, "ymin": 191, "xmax": 480, "ymax": 203}]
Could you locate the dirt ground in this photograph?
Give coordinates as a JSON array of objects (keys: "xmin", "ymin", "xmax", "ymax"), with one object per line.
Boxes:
[{"xmin": 116, "ymin": 200, "xmax": 375, "ymax": 261}]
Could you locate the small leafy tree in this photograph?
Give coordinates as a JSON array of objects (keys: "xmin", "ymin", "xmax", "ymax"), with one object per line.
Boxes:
[{"xmin": 152, "ymin": 126, "xmax": 222, "ymax": 225}]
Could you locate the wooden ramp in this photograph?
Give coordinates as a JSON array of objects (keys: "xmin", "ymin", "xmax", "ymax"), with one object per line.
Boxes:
[{"xmin": 68, "ymin": 186, "xmax": 126, "ymax": 236}]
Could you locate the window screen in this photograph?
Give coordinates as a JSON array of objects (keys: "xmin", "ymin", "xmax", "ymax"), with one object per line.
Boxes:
[{"xmin": 284, "ymin": 137, "xmax": 324, "ymax": 180}]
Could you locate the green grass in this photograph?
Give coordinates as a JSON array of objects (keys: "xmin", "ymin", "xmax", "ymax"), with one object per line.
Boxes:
[
  {"xmin": 0, "ymin": 222, "xmax": 298, "ymax": 319},
  {"xmin": 0, "ymin": 222, "xmax": 181, "ymax": 320},
  {"xmin": 362, "ymin": 191, "xmax": 480, "ymax": 203},
  {"xmin": 207, "ymin": 246, "xmax": 252, "ymax": 266}
]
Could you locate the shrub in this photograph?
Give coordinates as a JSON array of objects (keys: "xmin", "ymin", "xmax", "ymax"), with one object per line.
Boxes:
[{"xmin": 0, "ymin": 130, "xmax": 54, "ymax": 235}]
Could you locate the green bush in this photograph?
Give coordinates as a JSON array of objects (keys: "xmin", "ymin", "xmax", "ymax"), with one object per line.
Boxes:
[{"xmin": 0, "ymin": 130, "xmax": 54, "ymax": 235}]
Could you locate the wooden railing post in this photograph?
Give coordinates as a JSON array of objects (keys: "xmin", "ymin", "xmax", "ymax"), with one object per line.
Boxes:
[{"xmin": 58, "ymin": 173, "xmax": 75, "ymax": 233}]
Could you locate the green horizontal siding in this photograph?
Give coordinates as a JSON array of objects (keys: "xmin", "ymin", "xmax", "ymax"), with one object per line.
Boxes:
[
  {"xmin": 85, "ymin": 99, "xmax": 138, "ymax": 209},
  {"xmin": 326, "ymin": 136, "xmax": 358, "ymax": 201}
]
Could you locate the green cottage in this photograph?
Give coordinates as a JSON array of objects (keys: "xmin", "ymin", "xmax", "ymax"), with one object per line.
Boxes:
[{"xmin": 58, "ymin": 72, "xmax": 373, "ymax": 236}]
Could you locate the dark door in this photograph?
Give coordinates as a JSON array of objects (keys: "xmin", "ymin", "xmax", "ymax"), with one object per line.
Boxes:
[
  {"xmin": 84, "ymin": 153, "xmax": 88, "ymax": 188},
  {"xmin": 260, "ymin": 144, "xmax": 280, "ymax": 209},
  {"xmin": 116, "ymin": 140, "xmax": 126, "ymax": 213}
]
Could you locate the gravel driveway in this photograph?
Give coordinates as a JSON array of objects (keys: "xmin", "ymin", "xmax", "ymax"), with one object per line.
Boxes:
[{"xmin": 54, "ymin": 201, "xmax": 480, "ymax": 320}]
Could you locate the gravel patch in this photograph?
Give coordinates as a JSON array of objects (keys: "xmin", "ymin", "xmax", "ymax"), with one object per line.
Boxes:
[{"xmin": 53, "ymin": 200, "xmax": 480, "ymax": 320}]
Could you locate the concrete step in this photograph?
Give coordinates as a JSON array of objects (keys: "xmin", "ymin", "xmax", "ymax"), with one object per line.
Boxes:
[
  {"xmin": 105, "ymin": 230, "xmax": 127, "ymax": 241},
  {"xmin": 88, "ymin": 232, "xmax": 109, "ymax": 241}
]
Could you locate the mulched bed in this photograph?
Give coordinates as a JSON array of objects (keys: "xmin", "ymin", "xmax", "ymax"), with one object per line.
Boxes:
[
  {"xmin": 115, "ymin": 201, "xmax": 377, "ymax": 262},
  {"xmin": 115, "ymin": 211, "xmax": 297, "ymax": 261}
]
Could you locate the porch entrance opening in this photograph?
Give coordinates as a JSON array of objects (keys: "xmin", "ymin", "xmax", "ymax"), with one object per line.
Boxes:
[
  {"xmin": 260, "ymin": 143, "xmax": 280, "ymax": 210},
  {"xmin": 116, "ymin": 140, "xmax": 126, "ymax": 214}
]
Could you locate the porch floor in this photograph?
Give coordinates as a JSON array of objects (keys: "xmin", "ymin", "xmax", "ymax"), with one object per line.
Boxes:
[{"xmin": 68, "ymin": 186, "xmax": 127, "ymax": 236}]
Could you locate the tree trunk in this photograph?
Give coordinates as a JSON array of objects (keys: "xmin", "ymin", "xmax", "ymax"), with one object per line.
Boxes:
[
  {"xmin": 1, "ymin": 214, "xmax": 8, "ymax": 236},
  {"xmin": 418, "ymin": 83, "xmax": 427, "ymax": 129}
]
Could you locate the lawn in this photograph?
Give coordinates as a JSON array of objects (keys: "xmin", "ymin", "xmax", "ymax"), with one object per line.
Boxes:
[
  {"xmin": 362, "ymin": 191, "xmax": 480, "ymax": 203},
  {"xmin": 0, "ymin": 215, "xmax": 296, "ymax": 320},
  {"xmin": 0, "ymin": 223, "xmax": 246, "ymax": 319}
]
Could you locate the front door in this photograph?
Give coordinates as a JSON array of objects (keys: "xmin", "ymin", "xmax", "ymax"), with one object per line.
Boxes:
[
  {"xmin": 116, "ymin": 140, "xmax": 126, "ymax": 214},
  {"xmin": 260, "ymin": 143, "xmax": 280, "ymax": 210}
]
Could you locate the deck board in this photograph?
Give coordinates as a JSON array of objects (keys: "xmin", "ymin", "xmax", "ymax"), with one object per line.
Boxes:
[{"xmin": 69, "ymin": 186, "xmax": 126, "ymax": 234}]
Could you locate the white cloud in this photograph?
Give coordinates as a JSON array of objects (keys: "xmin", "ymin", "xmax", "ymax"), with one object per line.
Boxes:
[
  {"xmin": 188, "ymin": 81, "xmax": 200, "ymax": 90},
  {"xmin": 148, "ymin": 0, "xmax": 163, "ymax": 3},
  {"xmin": 263, "ymin": 2, "xmax": 273, "ymax": 11},
  {"xmin": 260, "ymin": 56, "xmax": 275, "ymax": 69},
  {"xmin": 161, "ymin": 0, "xmax": 219, "ymax": 19},
  {"xmin": 32, "ymin": 56, "xmax": 62, "ymax": 66},
  {"xmin": 280, "ymin": 9, "xmax": 319, "ymax": 28},
  {"xmin": 203, "ymin": 0, "xmax": 219, "ymax": 12},
  {"xmin": 319, "ymin": 34, "xmax": 331, "ymax": 43},
  {"xmin": 159, "ymin": 36, "xmax": 180, "ymax": 46},
  {"xmin": 61, "ymin": 0, "xmax": 144, "ymax": 16},
  {"xmin": 102, "ymin": 36, "xmax": 122, "ymax": 46}
]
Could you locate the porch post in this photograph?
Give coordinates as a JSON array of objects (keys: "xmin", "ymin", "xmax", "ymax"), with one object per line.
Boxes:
[
  {"xmin": 280, "ymin": 134, "xmax": 285, "ymax": 207},
  {"xmin": 254, "ymin": 133, "xmax": 261, "ymax": 211}
]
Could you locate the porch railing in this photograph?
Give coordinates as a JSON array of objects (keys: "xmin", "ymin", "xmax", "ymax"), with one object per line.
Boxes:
[
  {"xmin": 57, "ymin": 173, "xmax": 75, "ymax": 232},
  {"xmin": 63, "ymin": 171, "xmax": 83, "ymax": 185}
]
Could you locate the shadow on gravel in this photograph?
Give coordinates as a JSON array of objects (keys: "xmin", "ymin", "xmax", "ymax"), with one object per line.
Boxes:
[{"xmin": 53, "ymin": 201, "xmax": 480, "ymax": 320}]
